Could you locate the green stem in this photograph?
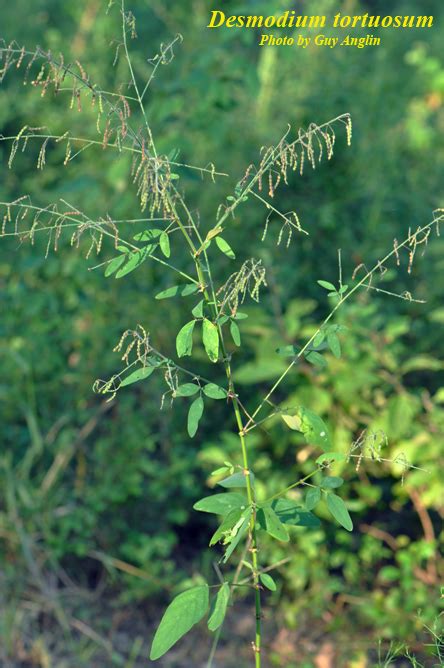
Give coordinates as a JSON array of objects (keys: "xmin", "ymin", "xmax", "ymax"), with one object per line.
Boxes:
[
  {"xmin": 207, "ymin": 625, "xmax": 222, "ymax": 668},
  {"xmin": 246, "ymin": 214, "xmax": 441, "ymax": 430},
  {"xmin": 193, "ymin": 252, "xmax": 262, "ymax": 666}
]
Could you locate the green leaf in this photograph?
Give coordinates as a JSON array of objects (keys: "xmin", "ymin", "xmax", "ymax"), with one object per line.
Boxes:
[
  {"xmin": 159, "ymin": 231, "xmax": 171, "ymax": 258},
  {"xmin": 210, "ymin": 466, "xmax": 230, "ymax": 478},
  {"xmin": 217, "ymin": 471, "xmax": 254, "ymax": 488},
  {"xmin": 192, "ymin": 300, "xmax": 204, "ymax": 318},
  {"xmin": 193, "ymin": 492, "xmax": 247, "ymax": 515},
  {"xmin": 316, "ymin": 452, "xmax": 346, "ymax": 465},
  {"xmin": 115, "ymin": 246, "xmax": 153, "ymax": 278},
  {"xmin": 271, "ymin": 498, "xmax": 321, "ymax": 527},
  {"xmin": 150, "ymin": 585, "xmax": 209, "ymax": 660},
  {"xmin": 281, "ymin": 414, "xmax": 301, "ymax": 430},
  {"xmin": 260, "ymin": 505, "xmax": 289, "ymax": 542},
  {"xmin": 312, "ymin": 330, "xmax": 325, "ymax": 348},
  {"xmin": 175, "ymin": 383, "xmax": 200, "ymax": 397},
  {"xmin": 203, "ymin": 383, "xmax": 227, "ymax": 400},
  {"xmin": 105, "ymin": 254, "xmax": 125, "ymax": 277},
  {"xmin": 208, "ymin": 583, "xmax": 230, "ymax": 632},
  {"xmin": 230, "ymin": 320, "xmax": 241, "ymax": 346},
  {"xmin": 155, "ymin": 284, "xmax": 199, "ymax": 300},
  {"xmin": 222, "ymin": 508, "xmax": 252, "ymax": 562},
  {"xmin": 215, "ymin": 236, "xmax": 236, "ymax": 259},
  {"xmin": 119, "ymin": 366, "xmax": 154, "ymax": 387},
  {"xmin": 305, "ymin": 487, "xmax": 321, "ymax": 510},
  {"xmin": 210, "ymin": 508, "xmax": 244, "ymax": 546},
  {"xmin": 327, "ymin": 330, "xmax": 341, "ymax": 358},
  {"xmin": 182, "ymin": 284, "xmax": 200, "ymax": 296},
  {"xmin": 276, "ymin": 344, "xmax": 299, "ymax": 357},
  {"xmin": 305, "ymin": 351, "xmax": 327, "ymax": 368},
  {"xmin": 134, "ymin": 229, "xmax": 162, "ymax": 241},
  {"xmin": 202, "ymin": 319, "xmax": 219, "ymax": 363},
  {"xmin": 234, "ymin": 312, "xmax": 248, "ymax": 320},
  {"xmin": 187, "ymin": 396, "xmax": 204, "ymax": 438},
  {"xmin": 321, "ymin": 476, "xmax": 344, "ymax": 489},
  {"xmin": 326, "ymin": 493, "xmax": 353, "ymax": 531},
  {"xmin": 260, "ymin": 573, "xmax": 277, "ymax": 591},
  {"xmin": 298, "ymin": 407, "xmax": 331, "ymax": 449},
  {"xmin": 155, "ymin": 286, "xmax": 181, "ymax": 300},
  {"xmin": 317, "ymin": 280, "xmax": 336, "ymax": 291},
  {"xmin": 176, "ymin": 320, "xmax": 195, "ymax": 358}
]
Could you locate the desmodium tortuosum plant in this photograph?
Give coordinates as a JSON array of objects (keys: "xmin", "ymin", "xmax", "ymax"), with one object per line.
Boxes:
[{"xmin": 0, "ymin": 4, "xmax": 442, "ymax": 666}]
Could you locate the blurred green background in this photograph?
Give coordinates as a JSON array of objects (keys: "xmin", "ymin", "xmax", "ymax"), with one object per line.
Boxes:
[{"xmin": 0, "ymin": 0, "xmax": 443, "ymax": 666}]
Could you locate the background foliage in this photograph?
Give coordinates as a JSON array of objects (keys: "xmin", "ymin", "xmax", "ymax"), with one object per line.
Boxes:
[{"xmin": 0, "ymin": 0, "xmax": 443, "ymax": 665}]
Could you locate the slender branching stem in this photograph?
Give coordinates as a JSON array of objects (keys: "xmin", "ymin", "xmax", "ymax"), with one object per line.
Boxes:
[{"xmin": 245, "ymin": 214, "xmax": 442, "ymax": 430}]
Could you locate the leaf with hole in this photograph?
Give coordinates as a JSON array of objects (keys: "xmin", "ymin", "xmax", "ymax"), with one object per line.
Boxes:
[
  {"xmin": 187, "ymin": 396, "xmax": 204, "ymax": 438},
  {"xmin": 208, "ymin": 583, "xmax": 230, "ymax": 632},
  {"xmin": 149, "ymin": 584, "xmax": 209, "ymax": 660},
  {"xmin": 326, "ymin": 493, "xmax": 353, "ymax": 531},
  {"xmin": 298, "ymin": 407, "xmax": 331, "ymax": 449},
  {"xmin": 176, "ymin": 320, "xmax": 195, "ymax": 358},
  {"xmin": 202, "ymin": 319, "xmax": 219, "ymax": 363}
]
